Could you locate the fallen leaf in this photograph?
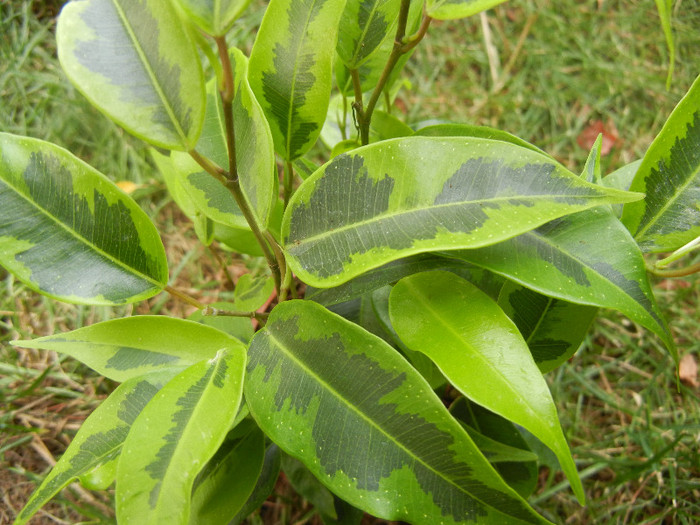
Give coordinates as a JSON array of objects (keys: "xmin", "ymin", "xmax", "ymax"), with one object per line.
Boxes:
[
  {"xmin": 679, "ymin": 353, "xmax": 698, "ymax": 388},
  {"xmin": 577, "ymin": 119, "xmax": 619, "ymax": 155}
]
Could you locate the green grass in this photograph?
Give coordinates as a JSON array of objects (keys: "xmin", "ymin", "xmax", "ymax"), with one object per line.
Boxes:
[{"xmin": 1, "ymin": 0, "xmax": 699, "ymax": 523}]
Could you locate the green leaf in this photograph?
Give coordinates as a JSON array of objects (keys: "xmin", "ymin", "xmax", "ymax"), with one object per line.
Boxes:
[
  {"xmin": 602, "ymin": 160, "xmax": 641, "ymax": 218},
  {"xmin": 14, "ymin": 375, "xmax": 161, "ymax": 525},
  {"xmin": 79, "ymin": 456, "xmax": 118, "ymax": 491},
  {"xmin": 117, "ymin": 348, "xmax": 246, "ymax": 524},
  {"xmin": 282, "ymin": 136, "xmax": 643, "ymax": 287},
  {"xmin": 246, "ymin": 300, "xmax": 551, "ymax": 524},
  {"xmin": 0, "ymin": 134, "xmax": 167, "ymax": 305},
  {"xmin": 56, "ymin": 0, "xmax": 205, "ymax": 150},
  {"xmin": 337, "ymin": 0, "xmax": 401, "ymax": 69},
  {"xmin": 450, "ymin": 398, "xmax": 538, "ymax": 499},
  {"xmin": 230, "ymin": 444, "xmax": 282, "ymax": 525},
  {"xmin": 497, "ymin": 282, "xmax": 598, "ymax": 373},
  {"xmin": 189, "ymin": 420, "xmax": 265, "ymax": 525},
  {"xmin": 369, "ymin": 110, "xmax": 414, "ymax": 142},
  {"xmin": 452, "ymin": 207, "xmax": 676, "ymax": 359},
  {"xmin": 12, "ymin": 316, "xmax": 246, "ymax": 382},
  {"xmin": 175, "ymin": 0, "xmax": 251, "ymax": 36},
  {"xmin": 213, "ymin": 223, "xmax": 265, "ymax": 256},
  {"xmin": 426, "ymin": 0, "xmax": 508, "ymax": 20},
  {"xmin": 602, "ymin": 160, "xmax": 641, "ymax": 192},
  {"xmin": 233, "ymin": 273, "xmax": 275, "ymax": 311},
  {"xmin": 170, "ymin": 52, "xmax": 278, "ymax": 230},
  {"xmin": 248, "ymin": 0, "xmax": 346, "ymax": 160},
  {"xmin": 335, "ymin": 0, "xmax": 423, "ymax": 97},
  {"xmin": 305, "ymin": 254, "xmax": 469, "ymax": 306},
  {"xmin": 151, "ymin": 148, "xmax": 215, "ymax": 245},
  {"xmin": 389, "ymin": 271, "xmax": 584, "ymax": 504},
  {"xmin": 413, "ymin": 123, "xmax": 549, "ymax": 158},
  {"xmin": 282, "ymin": 453, "xmax": 338, "ymax": 520},
  {"xmin": 371, "ymin": 285, "xmax": 446, "ymax": 389},
  {"xmin": 581, "ymin": 135, "xmax": 602, "ymax": 184},
  {"xmin": 621, "ymin": 73, "xmax": 700, "ymax": 253}
]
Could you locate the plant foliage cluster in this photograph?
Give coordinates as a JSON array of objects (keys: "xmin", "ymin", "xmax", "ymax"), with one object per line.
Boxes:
[{"xmin": 1, "ymin": 0, "xmax": 698, "ymax": 523}]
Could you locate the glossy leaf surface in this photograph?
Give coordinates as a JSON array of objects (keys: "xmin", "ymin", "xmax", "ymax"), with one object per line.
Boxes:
[
  {"xmin": 189, "ymin": 420, "xmax": 265, "ymax": 525},
  {"xmin": 15, "ymin": 375, "xmax": 160, "ymax": 525},
  {"xmin": 426, "ymin": 0, "xmax": 508, "ymax": 20},
  {"xmin": 336, "ymin": 0, "xmax": 422, "ymax": 97},
  {"xmin": 175, "ymin": 0, "xmax": 251, "ymax": 36},
  {"xmin": 117, "ymin": 349, "xmax": 246, "ymax": 524},
  {"xmin": 56, "ymin": 0, "xmax": 205, "ymax": 150},
  {"xmin": 171, "ymin": 54, "xmax": 277, "ymax": 230},
  {"xmin": 13, "ymin": 316, "xmax": 245, "ymax": 382},
  {"xmin": 414, "ymin": 123, "xmax": 548, "ymax": 157},
  {"xmin": 283, "ymin": 137, "xmax": 642, "ymax": 287},
  {"xmin": 248, "ymin": 0, "xmax": 345, "ymax": 161},
  {"xmin": 245, "ymin": 300, "xmax": 550, "ymax": 524},
  {"xmin": 622, "ymin": 73, "xmax": 700, "ymax": 253},
  {"xmin": 337, "ymin": 0, "xmax": 400, "ymax": 69},
  {"xmin": 0, "ymin": 134, "xmax": 167, "ymax": 305},
  {"xmin": 452, "ymin": 207, "xmax": 676, "ymax": 358},
  {"xmin": 389, "ymin": 271, "xmax": 584, "ymax": 503},
  {"xmin": 497, "ymin": 282, "xmax": 598, "ymax": 373}
]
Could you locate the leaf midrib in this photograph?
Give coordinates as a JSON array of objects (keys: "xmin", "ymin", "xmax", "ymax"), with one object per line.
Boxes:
[
  {"xmin": 150, "ymin": 353, "xmax": 236, "ymax": 522},
  {"xmin": 110, "ymin": 0, "xmax": 190, "ymax": 148},
  {"xmin": 284, "ymin": 1, "xmax": 319, "ymax": 159},
  {"xmin": 349, "ymin": 0, "xmax": 392, "ymax": 67},
  {"xmin": 289, "ymin": 192, "xmax": 600, "ymax": 246},
  {"xmin": 2, "ymin": 172, "xmax": 163, "ymax": 291},
  {"xmin": 264, "ymin": 329, "xmax": 519, "ymax": 516},
  {"xmin": 399, "ymin": 279, "xmax": 547, "ymax": 429},
  {"xmin": 465, "ymin": 223, "xmax": 668, "ymax": 343},
  {"xmin": 634, "ymin": 156, "xmax": 700, "ymax": 242}
]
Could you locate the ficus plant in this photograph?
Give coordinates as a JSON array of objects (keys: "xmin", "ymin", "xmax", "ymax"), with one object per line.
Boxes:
[{"xmin": 2, "ymin": 0, "xmax": 698, "ymax": 523}]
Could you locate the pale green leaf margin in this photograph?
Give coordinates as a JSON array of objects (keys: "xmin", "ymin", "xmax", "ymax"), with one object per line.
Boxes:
[{"xmin": 426, "ymin": 0, "xmax": 508, "ymax": 20}]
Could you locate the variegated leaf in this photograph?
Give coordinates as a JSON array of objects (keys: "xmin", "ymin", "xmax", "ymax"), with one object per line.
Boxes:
[
  {"xmin": 335, "ymin": 0, "xmax": 423, "ymax": 97},
  {"xmin": 622, "ymin": 73, "xmax": 700, "ymax": 253},
  {"xmin": 426, "ymin": 0, "xmax": 508, "ymax": 20},
  {"xmin": 14, "ymin": 375, "xmax": 162, "ymax": 525},
  {"xmin": 389, "ymin": 271, "xmax": 584, "ymax": 503},
  {"xmin": 12, "ymin": 316, "xmax": 245, "ymax": 382},
  {"xmin": 497, "ymin": 282, "xmax": 598, "ymax": 373},
  {"xmin": 248, "ymin": 0, "xmax": 346, "ymax": 161},
  {"xmin": 450, "ymin": 207, "xmax": 677, "ymax": 360},
  {"xmin": 337, "ymin": 0, "xmax": 401, "ymax": 69},
  {"xmin": 282, "ymin": 137, "xmax": 643, "ymax": 288},
  {"xmin": 175, "ymin": 0, "xmax": 251, "ymax": 36},
  {"xmin": 0, "ymin": 134, "xmax": 167, "ymax": 305},
  {"xmin": 168, "ymin": 50, "xmax": 278, "ymax": 230},
  {"xmin": 245, "ymin": 300, "xmax": 551, "ymax": 524},
  {"xmin": 151, "ymin": 148, "xmax": 214, "ymax": 245},
  {"xmin": 56, "ymin": 0, "xmax": 205, "ymax": 150},
  {"xmin": 117, "ymin": 348, "xmax": 246, "ymax": 524}
]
